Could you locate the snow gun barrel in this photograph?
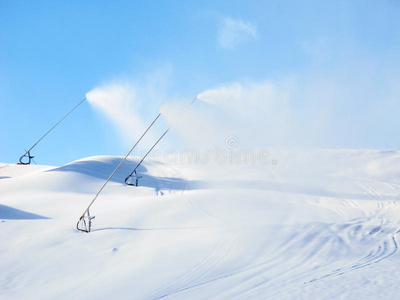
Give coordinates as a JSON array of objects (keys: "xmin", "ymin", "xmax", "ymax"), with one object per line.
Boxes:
[
  {"xmin": 76, "ymin": 113, "xmax": 162, "ymax": 232},
  {"xmin": 125, "ymin": 96, "xmax": 198, "ymax": 187},
  {"xmin": 18, "ymin": 97, "xmax": 86, "ymax": 165}
]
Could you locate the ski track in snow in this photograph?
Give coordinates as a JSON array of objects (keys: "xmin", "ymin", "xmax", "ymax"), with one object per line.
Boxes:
[
  {"xmin": 149, "ymin": 212, "xmax": 400, "ymax": 299},
  {"xmin": 148, "ymin": 184, "xmax": 400, "ymax": 299}
]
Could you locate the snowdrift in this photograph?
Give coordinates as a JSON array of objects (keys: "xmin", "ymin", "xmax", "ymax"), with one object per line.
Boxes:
[{"xmin": 1, "ymin": 149, "xmax": 400, "ymax": 299}]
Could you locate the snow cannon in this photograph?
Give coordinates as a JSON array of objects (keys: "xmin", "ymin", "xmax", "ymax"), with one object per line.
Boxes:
[{"xmin": 18, "ymin": 97, "xmax": 86, "ymax": 165}]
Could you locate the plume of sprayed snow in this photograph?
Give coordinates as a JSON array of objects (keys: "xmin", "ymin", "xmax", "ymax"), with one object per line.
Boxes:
[
  {"xmin": 159, "ymin": 80, "xmax": 292, "ymax": 153},
  {"xmin": 86, "ymin": 83, "xmax": 148, "ymax": 145},
  {"xmin": 195, "ymin": 80, "xmax": 294, "ymax": 148},
  {"xmin": 86, "ymin": 55, "xmax": 400, "ymax": 157},
  {"xmin": 197, "ymin": 81, "xmax": 290, "ymax": 122},
  {"xmin": 163, "ymin": 72, "xmax": 393, "ymax": 152},
  {"xmin": 160, "ymin": 100, "xmax": 230, "ymax": 151},
  {"xmin": 85, "ymin": 66, "xmax": 173, "ymax": 149}
]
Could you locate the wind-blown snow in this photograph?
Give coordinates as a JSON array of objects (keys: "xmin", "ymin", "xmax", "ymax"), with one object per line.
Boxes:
[{"xmin": 1, "ymin": 149, "xmax": 400, "ymax": 299}]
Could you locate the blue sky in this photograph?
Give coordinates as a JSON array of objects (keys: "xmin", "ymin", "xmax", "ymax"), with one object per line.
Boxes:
[{"xmin": 1, "ymin": 1, "xmax": 400, "ymax": 165}]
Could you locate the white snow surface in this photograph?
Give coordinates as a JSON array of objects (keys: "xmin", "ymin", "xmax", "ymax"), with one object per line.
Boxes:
[{"xmin": 1, "ymin": 149, "xmax": 400, "ymax": 299}]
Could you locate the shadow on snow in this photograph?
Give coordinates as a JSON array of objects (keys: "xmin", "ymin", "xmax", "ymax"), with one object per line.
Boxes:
[{"xmin": 0, "ymin": 204, "xmax": 50, "ymax": 220}]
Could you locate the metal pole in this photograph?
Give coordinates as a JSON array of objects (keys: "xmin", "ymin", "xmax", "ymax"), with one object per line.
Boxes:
[
  {"xmin": 19, "ymin": 97, "xmax": 87, "ymax": 164},
  {"xmin": 125, "ymin": 97, "xmax": 198, "ymax": 185},
  {"xmin": 77, "ymin": 113, "xmax": 162, "ymax": 232}
]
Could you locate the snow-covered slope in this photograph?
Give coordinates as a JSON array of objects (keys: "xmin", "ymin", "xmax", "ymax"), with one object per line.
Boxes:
[{"xmin": 1, "ymin": 149, "xmax": 400, "ymax": 299}]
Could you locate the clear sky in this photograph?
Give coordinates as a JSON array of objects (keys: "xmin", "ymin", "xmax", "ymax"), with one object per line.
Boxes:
[{"xmin": 1, "ymin": 0, "xmax": 400, "ymax": 165}]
